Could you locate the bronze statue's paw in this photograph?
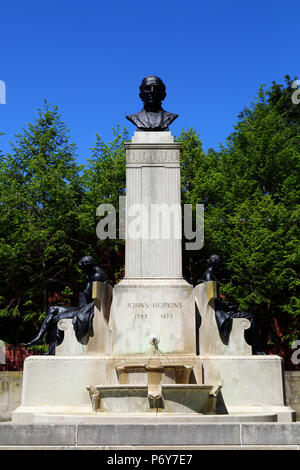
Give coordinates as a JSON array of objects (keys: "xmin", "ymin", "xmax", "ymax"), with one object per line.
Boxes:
[
  {"xmin": 44, "ymin": 345, "xmax": 56, "ymax": 355},
  {"xmin": 25, "ymin": 338, "xmax": 42, "ymax": 347}
]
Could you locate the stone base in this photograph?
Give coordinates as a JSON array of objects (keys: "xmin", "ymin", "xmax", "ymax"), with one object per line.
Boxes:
[
  {"xmin": 2, "ymin": 422, "xmax": 300, "ymax": 449},
  {"xmin": 0, "ymin": 372, "xmax": 22, "ymax": 422},
  {"xmin": 12, "ymin": 353, "xmax": 295, "ymax": 423},
  {"xmin": 110, "ymin": 279, "xmax": 196, "ymax": 354},
  {"xmin": 10, "ymin": 408, "xmax": 287, "ymax": 425},
  {"xmin": 202, "ymin": 355, "xmax": 287, "ymax": 408}
]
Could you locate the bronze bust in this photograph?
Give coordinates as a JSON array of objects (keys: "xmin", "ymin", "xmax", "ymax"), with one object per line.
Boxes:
[{"xmin": 126, "ymin": 76, "xmax": 178, "ymax": 131}]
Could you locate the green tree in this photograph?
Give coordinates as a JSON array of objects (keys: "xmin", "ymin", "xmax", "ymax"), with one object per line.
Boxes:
[
  {"xmin": 79, "ymin": 126, "xmax": 129, "ymax": 282},
  {"xmin": 0, "ymin": 103, "xmax": 84, "ymax": 343},
  {"xmin": 175, "ymin": 129, "xmax": 221, "ymax": 279},
  {"xmin": 181, "ymin": 77, "xmax": 300, "ymax": 357}
]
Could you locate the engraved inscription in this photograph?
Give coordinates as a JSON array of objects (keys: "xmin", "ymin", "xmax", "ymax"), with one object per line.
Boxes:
[
  {"xmin": 128, "ymin": 302, "xmax": 182, "ymax": 309},
  {"xmin": 152, "ymin": 302, "xmax": 182, "ymax": 309},
  {"xmin": 126, "ymin": 149, "xmax": 180, "ymax": 164},
  {"xmin": 128, "ymin": 302, "xmax": 149, "ymax": 309},
  {"xmin": 128, "ymin": 300, "xmax": 182, "ymax": 321},
  {"xmin": 161, "ymin": 313, "xmax": 173, "ymax": 319},
  {"xmin": 135, "ymin": 313, "xmax": 148, "ymax": 320}
]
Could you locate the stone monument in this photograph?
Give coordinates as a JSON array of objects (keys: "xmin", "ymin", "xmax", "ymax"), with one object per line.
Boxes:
[{"xmin": 12, "ymin": 76, "xmax": 295, "ymax": 424}]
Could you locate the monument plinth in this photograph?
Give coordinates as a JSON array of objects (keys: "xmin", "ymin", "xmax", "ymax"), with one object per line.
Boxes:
[
  {"xmin": 110, "ymin": 131, "xmax": 195, "ymax": 355},
  {"xmin": 123, "ymin": 131, "xmax": 182, "ymax": 279}
]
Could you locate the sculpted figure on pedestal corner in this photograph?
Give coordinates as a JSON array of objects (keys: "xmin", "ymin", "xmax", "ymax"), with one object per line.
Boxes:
[
  {"xmin": 198, "ymin": 254, "xmax": 265, "ymax": 355},
  {"xmin": 26, "ymin": 256, "xmax": 109, "ymax": 355},
  {"xmin": 126, "ymin": 76, "xmax": 178, "ymax": 131}
]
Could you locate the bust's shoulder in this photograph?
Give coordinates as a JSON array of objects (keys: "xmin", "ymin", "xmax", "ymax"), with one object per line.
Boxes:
[
  {"xmin": 126, "ymin": 108, "xmax": 178, "ymax": 130},
  {"xmin": 162, "ymin": 110, "xmax": 178, "ymax": 119},
  {"xmin": 92, "ymin": 267, "xmax": 108, "ymax": 282},
  {"xmin": 160, "ymin": 109, "xmax": 178, "ymax": 126},
  {"xmin": 126, "ymin": 109, "xmax": 146, "ymax": 126}
]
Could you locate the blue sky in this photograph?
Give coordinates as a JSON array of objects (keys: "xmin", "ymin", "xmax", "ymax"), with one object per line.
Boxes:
[{"xmin": 0, "ymin": 0, "xmax": 298, "ymax": 164}]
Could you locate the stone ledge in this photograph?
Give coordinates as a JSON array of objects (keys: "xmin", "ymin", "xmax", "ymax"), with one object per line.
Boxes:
[
  {"xmin": 0, "ymin": 445, "xmax": 300, "ymax": 450},
  {"xmin": 76, "ymin": 423, "xmax": 239, "ymax": 446},
  {"xmin": 242, "ymin": 423, "xmax": 300, "ymax": 445},
  {"xmin": 0, "ymin": 423, "xmax": 76, "ymax": 446},
  {"xmin": 201, "ymin": 355, "xmax": 283, "ymax": 361},
  {"xmin": 1, "ymin": 423, "xmax": 300, "ymax": 447}
]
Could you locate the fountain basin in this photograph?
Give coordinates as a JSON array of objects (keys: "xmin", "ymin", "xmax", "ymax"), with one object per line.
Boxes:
[{"xmin": 86, "ymin": 384, "xmax": 221, "ymax": 414}]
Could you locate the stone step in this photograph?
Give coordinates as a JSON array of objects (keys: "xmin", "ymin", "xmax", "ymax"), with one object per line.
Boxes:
[
  {"xmin": 0, "ymin": 445, "xmax": 300, "ymax": 450},
  {"xmin": 1, "ymin": 422, "xmax": 300, "ymax": 447}
]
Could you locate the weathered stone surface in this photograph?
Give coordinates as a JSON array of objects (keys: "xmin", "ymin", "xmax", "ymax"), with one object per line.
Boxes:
[
  {"xmin": 11, "ymin": 354, "xmax": 204, "ymax": 422},
  {"xmin": 242, "ymin": 423, "xmax": 300, "ymax": 445},
  {"xmin": 0, "ymin": 423, "xmax": 76, "ymax": 446},
  {"xmin": 12, "ymin": 353, "xmax": 295, "ymax": 423},
  {"xmin": 55, "ymin": 319, "xmax": 85, "ymax": 356},
  {"xmin": 285, "ymin": 372, "xmax": 300, "ymax": 421},
  {"xmin": 110, "ymin": 281, "xmax": 195, "ymax": 355},
  {"xmin": 86, "ymin": 384, "xmax": 220, "ymax": 414},
  {"xmin": 131, "ymin": 131, "xmax": 175, "ymax": 144},
  {"xmin": 0, "ymin": 372, "xmax": 23, "ymax": 422},
  {"xmin": 123, "ymin": 132, "xmax": 182, "ymax": 280},
  {"xmin": 2, "ymin": 422, "xmax": 300, "ymax": 447},
  {"xmin": 77, "ymin": 423, "xmax": 241, "ymax": 446},
  {"xmin": 195, "ymin": 281, "xmax": 252, "ymax": 356},
  {"xmin": 84, "ymin": 281, "xmax": 112, "ymax": 354},
  {"xmin": 202, "ymin": 355, "xmax": 286, "ymax": 408}
]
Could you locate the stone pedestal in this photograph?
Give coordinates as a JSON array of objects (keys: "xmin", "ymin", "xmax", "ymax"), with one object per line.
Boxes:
[
  {"xmin": 55, "ymin": 282, "xmax": 113, "ymax": 356},
  {"xmin": 124, "ymin": 132, "xmax": 182, "ymax": 279},
  {"xmin": 84, "ymin": 282, "xmax": 112, "ymax": 354},
  {"xmin": 195, "ymin": 281, "xmax": 252, "ymax": 356},
  {"xmin": 111, "ymin": 132, "xmax": 196, "ymax": 355},
  {"xmin": 12, "ymin": 353, "xmax": 295, "ymax": 423},
  {"xmin": 110, "ymin": 280, "xmax": 195, "ymax": 355}
]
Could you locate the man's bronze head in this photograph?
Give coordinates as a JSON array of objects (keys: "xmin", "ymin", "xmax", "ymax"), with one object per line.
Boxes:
[
  {"xmin": 126, "ymin": 75, "xmax": 178, "ymax": 130},
  {"xmin": 139, "ymin": 76, "xmax": 166, "ymax": 107},
  {"xmin": 78, "ymin": 255, "xmax": 96, "ymax": 274},
  {"xmin": 206, "ymin": 254, "xmax": 222, "ymax": 268}
]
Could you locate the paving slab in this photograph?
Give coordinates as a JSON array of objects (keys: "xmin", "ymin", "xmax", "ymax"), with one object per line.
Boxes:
[
  {"xmin": 0, "ymin": 423, "xmax": 76, "ymax": 446},
  {"xmin": 242, "ymin": 423, "xmax": 300, "ymax": 445},
  {"xmin": 77, "ymin": 423, "xmax": 241, "ymax": 446}
]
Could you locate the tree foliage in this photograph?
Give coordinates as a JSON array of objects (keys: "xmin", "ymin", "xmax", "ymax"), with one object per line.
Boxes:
[
  {"xmin": 0, "ymin": 103, "xmax": 84, "ymax": 342},
  {"xmin": 78, "ymin": 126, "xmax": 128, "ymax": 282},
  {"xmin": 178, "ymin": 76, "xmax": 300, "ymax": 354}
]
